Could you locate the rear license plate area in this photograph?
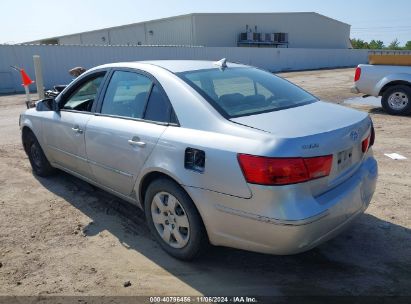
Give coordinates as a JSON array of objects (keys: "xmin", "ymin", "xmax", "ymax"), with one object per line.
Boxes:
[{"xmin": 337, "ymin": 148, "xmax": 353, "ymax": 172}]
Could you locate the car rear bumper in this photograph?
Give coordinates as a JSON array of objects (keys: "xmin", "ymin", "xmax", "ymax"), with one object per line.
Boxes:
[
  {"xmin": 184, "ymin": 155, "xmax": 378, "ymax": 255},
  {"xmin": 351, "ymin": 85, "xmax": 360, "ymax": 94}
]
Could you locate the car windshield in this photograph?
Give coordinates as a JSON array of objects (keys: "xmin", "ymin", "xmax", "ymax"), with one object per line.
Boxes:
[{"xmin": 178, "ymin": 67, "xmax": 317, "ymax": 118}]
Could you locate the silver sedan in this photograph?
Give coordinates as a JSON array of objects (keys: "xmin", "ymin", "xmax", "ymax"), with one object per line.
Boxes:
[{"xmin": 20, "ymin": 60, "xmax": 378, "ymax": 260}]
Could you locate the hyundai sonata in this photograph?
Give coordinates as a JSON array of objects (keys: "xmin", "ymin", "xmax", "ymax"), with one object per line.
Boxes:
[{"xmin": 20, "ymin": 59, "xmax": 378, "ymax": 260}]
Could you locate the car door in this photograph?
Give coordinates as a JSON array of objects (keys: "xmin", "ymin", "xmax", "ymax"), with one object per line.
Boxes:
[
  {"xmin": 85, "ymin": 69, "xmax": 175, "ymax": 196},
  {"xmin": 43, "ymin": 71, "xmax": 107, "ymax": 178}
]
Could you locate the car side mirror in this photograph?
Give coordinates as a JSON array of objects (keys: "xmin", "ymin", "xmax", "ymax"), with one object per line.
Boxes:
[
  {"xmin": 35, "ymin": 98, "xmax": 57, "ymax": 112},
  {"xmin": 52, "ymin": 98, "xmax": 60, "ymax": 112}
]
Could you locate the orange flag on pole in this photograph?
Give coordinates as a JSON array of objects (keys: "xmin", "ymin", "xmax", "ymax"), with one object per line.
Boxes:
[{"xmin": 20, "ymin": 69, "xmax": 34, "ymax": 86}]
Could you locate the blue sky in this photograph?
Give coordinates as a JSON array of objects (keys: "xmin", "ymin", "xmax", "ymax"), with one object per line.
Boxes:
[{"xmin": 1, "ymin": 0, "xmax": 410, "ymax": 45}]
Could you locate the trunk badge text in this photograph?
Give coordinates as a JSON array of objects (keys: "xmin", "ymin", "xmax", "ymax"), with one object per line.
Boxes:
[
  {"xmin": 350, "ymin": 130, "xmax": 359, "ymax": 141},
  {"xmin": 302, "ymin": 143, "xmax": 319, "ymax": 150}
]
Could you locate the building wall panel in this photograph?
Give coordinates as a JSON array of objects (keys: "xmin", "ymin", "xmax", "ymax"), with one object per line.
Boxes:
[
  {"xmin": 145, "ymin": 15, "xmax": 193, "ymax": 45},
  {"xmin": 108, "ymin": 24, "xmax": 146, "ymax": 45},
  {"xmin": 80, "ymin": 30, "xmax": 110, "ymax": 45},
  {"xmin": 58, "ymin": 35, "xmax": 82, "ymax": 45},
  {"xmin": 193, "ymin": 13, "xmax": 350, "ymax": 48}
]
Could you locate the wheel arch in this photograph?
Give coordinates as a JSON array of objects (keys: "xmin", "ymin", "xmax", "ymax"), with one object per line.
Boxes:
[
  {"xmin": 137, "ymin": 169, "xmax": 210, "ymax": 239},
  {"xmin": 379, "ymin": 80, "xmax": 411, "ymax": 96},
  {"xmin": 21, "ymin": 126, "xmax": 35, "ymax": 154},
  {"xmin": 138, "ymin": 170, "xmax": 180, "ymax": 208},
  {"xmin": 137, "ymin": 169, "xmax": 194, "ymax": 208}
]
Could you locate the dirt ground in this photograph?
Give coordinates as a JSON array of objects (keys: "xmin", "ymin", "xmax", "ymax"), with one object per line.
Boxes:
[{"xmin": 0, "ymin": 68, "xmax": 410, "ymax": 298}]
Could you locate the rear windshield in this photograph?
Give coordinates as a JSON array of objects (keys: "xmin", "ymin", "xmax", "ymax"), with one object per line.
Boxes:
[{"xmin": 178, "ymin": 67, "xmax": 317, "ymax": 118}]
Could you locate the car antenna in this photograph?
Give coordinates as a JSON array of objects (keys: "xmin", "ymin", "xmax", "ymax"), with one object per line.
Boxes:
[{"xmin": 213, "ymin": 58, "xmax": 228, "ymax": 70}]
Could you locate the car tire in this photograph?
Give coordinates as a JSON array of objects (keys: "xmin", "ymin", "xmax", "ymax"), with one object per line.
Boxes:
[
  {"xmin": 144, "ymin": 178, "xmax": 207, "ymax": 260},
  {"xmin": 24, "ymin": 131, "xmax": 55, "ymax": 177},
  {"xmin": 381, "ymin": 85, "xmax": 411, "ymax": 115}
]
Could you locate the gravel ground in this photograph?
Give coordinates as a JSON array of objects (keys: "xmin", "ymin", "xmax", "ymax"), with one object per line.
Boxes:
[{"xmin": 0, "ymin": 68, "xmax": 410, "ymax": 297}]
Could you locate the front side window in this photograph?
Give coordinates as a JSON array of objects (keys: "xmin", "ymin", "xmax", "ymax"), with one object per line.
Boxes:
[
  {"xmin": 62, "ymin": 74, "xmax": 105, "ymax": 112},
  {"xmin": 178, "ymin": 68, "xmax": 317, "ymax": 118},
  {"xmin": 101, "ymin": 71, "xmax": 152, "ymax": 119}
]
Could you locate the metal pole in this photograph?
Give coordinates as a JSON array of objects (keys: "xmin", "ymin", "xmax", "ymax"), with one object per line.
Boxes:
[
  {"xmin": 24, "ymin": 85, "xmax": 31, "ymax": 109},
  {"xmin": 33, "ymin": 55, "xmax": 45, "ymax": 99}
]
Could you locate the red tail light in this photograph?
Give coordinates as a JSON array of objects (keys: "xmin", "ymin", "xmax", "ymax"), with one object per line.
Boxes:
[
  {"xmin": 354, "ymin": 67, "xmax": 361, "ymax": 82},
  {"xmin": 362, "ymin": 124, "xmax": 376, "ymax": 153},
  {"xmin": 362, "ymin": 136, "xmax": 370, "ymax": 153},
  {"xmin": 238, "ymin": 154, "xmax": 333, "ymax": 186}
]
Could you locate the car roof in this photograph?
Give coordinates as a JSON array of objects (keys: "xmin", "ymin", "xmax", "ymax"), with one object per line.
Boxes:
[{"xmin": 96, "ymin": 60, "xmax": 250, "ymax": 73}]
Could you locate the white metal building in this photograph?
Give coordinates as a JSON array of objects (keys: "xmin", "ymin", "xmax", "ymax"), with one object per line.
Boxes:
[{"xmin": 30, "ymin": 13, "xmax": 351, "ymax": 49}]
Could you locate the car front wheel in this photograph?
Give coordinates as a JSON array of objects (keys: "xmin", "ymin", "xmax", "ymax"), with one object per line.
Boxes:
[
  {"xmin": 24, "ymin": 131, "xmax": 55, "ymax": 177},
  {"xmin": 381, "ymin": 85, "xmax": 411, "ymax": 115},
  {"xmin": 144, "ymin": 178, "xmax": 207, "ymax": 260}
]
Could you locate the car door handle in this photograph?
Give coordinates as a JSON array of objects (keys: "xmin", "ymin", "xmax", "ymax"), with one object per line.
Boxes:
[
  {"xmin": 128, "ymin": 138, "xmax": 146, "ymax": 147},
  {"xmin": 71, "ymin": 126, "xmax": 83, "ymax": 134}
]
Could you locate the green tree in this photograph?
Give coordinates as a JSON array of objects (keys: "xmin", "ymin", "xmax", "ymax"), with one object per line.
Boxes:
[
  {"xmin": 388, "ymin": 38, "xmax": 400, "ymax": 50},
  {"xmin": 369, "ymin": 40, "xmax": 385, "ymax": 49},
  {"xmin": 351, "ymin": 38, "xmax": 369, "ymax": 49},
  {"xmin": 405, "ymin": 41, "xmax": 411, "ymax": 50}
]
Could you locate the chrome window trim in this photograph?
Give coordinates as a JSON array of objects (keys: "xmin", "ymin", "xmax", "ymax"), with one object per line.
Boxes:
[{"xmin": 92, "ymin": 112, "xmax": 178, "ymax": 127}]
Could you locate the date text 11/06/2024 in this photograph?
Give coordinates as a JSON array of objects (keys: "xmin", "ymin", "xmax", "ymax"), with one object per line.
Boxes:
[{"xmin": 149, "ymin": 296, "xmax": 258, "ymax": 303}]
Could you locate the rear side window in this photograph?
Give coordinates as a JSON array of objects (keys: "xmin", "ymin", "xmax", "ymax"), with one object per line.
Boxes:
[
  {"xmin": 101, "ymin": 71, "xmax": 152, "ymax": 119},
  {"xmin": 144, "ymin": 85, "xmax": 172, "ymax": 123},
  {"xmin": 178, "ymin": 67, "xmax": 317, "ymax": 118}
]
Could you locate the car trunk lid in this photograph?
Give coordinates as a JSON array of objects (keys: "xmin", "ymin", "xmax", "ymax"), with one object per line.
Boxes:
[{"xmin": 231, "ymin": 101, "xmax": 372, "ymax": 195}]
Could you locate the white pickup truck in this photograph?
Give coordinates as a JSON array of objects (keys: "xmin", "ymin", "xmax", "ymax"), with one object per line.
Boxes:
[{"xmin": 351, "ymin": 64, "xmax": 411, "ymax": 115}]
